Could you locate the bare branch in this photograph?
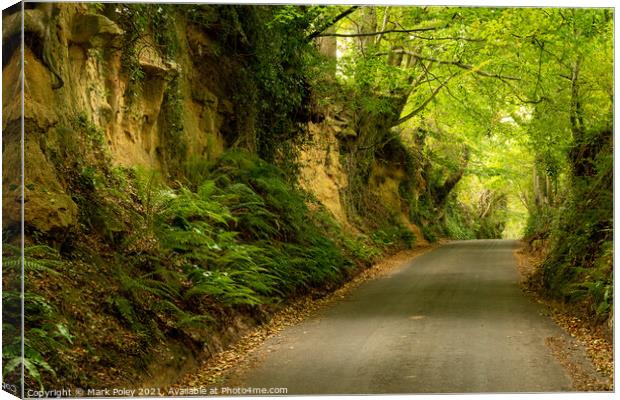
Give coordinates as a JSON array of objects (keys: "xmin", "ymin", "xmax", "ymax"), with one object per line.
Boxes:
[
  {"xmin": 394, "ymin": 73, "xmax": 457, "ymax": 126},
  {"xmin": 384, "ymin": 49, "xmax": 521, "ymax": 81},
  {"xmin": 316, "ymin": 26, "xmax": 445, "ymax": 38},
  {"xmin": 409, "ymin": 34, "xmax": 484, "ymax": 42},
  {"xmin": 497, "ymin": 76, "xmax": 547, "ymax": 104},
  {"xmin": 374, "ymin": 7, "xmax": 390, "ymax": 45},
  {"xmin": 355, "ymin": 132, "xmax": 399, "ymax": 151},
  {"xmin": 306, "ymin": 6, "xmax": 359, "ymax": 41}
]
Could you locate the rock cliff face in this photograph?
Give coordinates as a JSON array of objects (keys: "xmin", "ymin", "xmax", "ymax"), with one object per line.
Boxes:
[
  {"xmin": 298, "ymin": 108, "xmax": 353, "ymax": 227},
  {"xmin": 3, "ymin": 4, "xmax": 236, "ymax": 234},
  {"xmin": 3, "ymin": 3, "xmax": 421, "ymax": 239},
  {"xmin": 296, "ymin": 107, "xmax": 427, "ymax": 243}
]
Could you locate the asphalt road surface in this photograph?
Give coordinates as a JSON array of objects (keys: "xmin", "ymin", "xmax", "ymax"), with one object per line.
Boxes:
[{"xmin": 234, "ymin": 240, "xmax": 573, "ymax": 394}]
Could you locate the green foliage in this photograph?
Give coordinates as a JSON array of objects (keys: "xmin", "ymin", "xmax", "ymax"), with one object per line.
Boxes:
[
  {"xmin": 371, "ymin": 225, "xmax": 416, "ymax": 249},
  {"xmin": 152, "ymin": 5, "xmax": 181, "ymax": 60},
  {"xmin": 208, "ymin": 151, "xmax": 312, "ymax": 241},
  {"xmin": 565, "ymin": 260, "xmax": 612, "ymax": 319},
  {"xmin": 132, "ymin": 168, "xmax": 172, "ymax": 230},
  {"xmin": 112, "ymin": 4, "xmax": 180, "ymax": 98},
  {"xmin": 2, "ymin": 244, "xmax": 72, "ymax": 391},
  {"xmin": 159, "ymin": 151, "xmax": 354, "ymax": 301},
  {"xmin": 305, "ymin": 204, "xmax": 383, "ymax": 266},
  {"xmin": 115, "ymin": 265, "xmax": 211, "ymax": 335},
  {"xmin": 73, "ymin": 112, "xmax": 105, "ymax": 147},
  {"xmin": 96, "ymin": 155, "xmax": 355, "ymax": 351},
  {"xmin": 523, "ymin": 205, "xmax": 553, "ymax": 241},
  {"xmin": 112, "ymin": 4, "xmax": 149, "ymax": 88},
  {"xmin": 107, "ymin": 295, "xmax": 139, "ymax": 328},
  {"xmin": 537, "ymin": 129, "xmax": 612, "ymax": 320},
  {"xmin": 341, "ymin": 235, "xmax": 383, "ymax": 266},
  {"xmin": 109, "ymin": 149, "xmax": 385, "ymax": 343},
  {"xmin": 184, "ymin": 266, "xmax": 268, "ymax": 306},
  {"xmin": 2, "ymin": 244, "xmax": 63, "ymax": 275},
  {"xmin": 184, "ymin": 5, "xmax": 320, "ymax": 162},
  {"xmin": 527, "ymin": 125, "xmax": 613, "ymax": 320},
  {"xmin": 420, "ymin": 225, "xmax": 438, "ymax": 243},
  {"xmin": 150, "ymin": 149, "xmax": 415, "ymax": 314},
  {"xmin": 246, "ymin": 7, "xmax": 317, "ymax": 159},
  {"xmin": 156, "ymin": 181, "xmax": 277, "ymax": 304},
  {"xmin": 443, "ymin": 201, "xmax": 477, "ymax": 240}
]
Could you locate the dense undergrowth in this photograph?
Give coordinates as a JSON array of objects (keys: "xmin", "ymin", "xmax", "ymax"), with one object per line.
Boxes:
[
  {"xmin": 525, "ymin": 129, "xmax": 613, "ymax": 324},
  {"xmin": 3, "ymin": 150, "xmax": 415, "ymax": 391}
]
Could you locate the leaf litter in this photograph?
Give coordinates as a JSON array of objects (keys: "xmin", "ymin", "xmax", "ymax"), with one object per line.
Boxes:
[{"xmin": 514, "ymin": 244, "xmax": 613, "ymax": 391}]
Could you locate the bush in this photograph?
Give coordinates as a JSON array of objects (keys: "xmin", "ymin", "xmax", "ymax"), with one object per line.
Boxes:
[
  {"xmin": 371, "ymin": 225, "xmax": 416, "ymax": 249},
  {"xmin": 523, "ymin": 205, "xmax": 554, "ymax": 242}
]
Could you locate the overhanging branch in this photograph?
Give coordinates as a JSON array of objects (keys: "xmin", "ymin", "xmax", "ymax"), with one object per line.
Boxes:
[
  {"xmin": 380, "ymin": 49, "xmax": 521, "ymax": 81},
  {"xmin": 316, "ymin": 26, "xmax": 445, "ymax": 38},
  {"xmin": 306, "ymin": 6, "xmax": 359, "ymax": 41},
  {"xmin": 394, "ymin": 73, "xmax": 457, "ymax": 126},
  {"xmin": 409, "ymin": 34, "xmax": 484, "ymax": 42}
]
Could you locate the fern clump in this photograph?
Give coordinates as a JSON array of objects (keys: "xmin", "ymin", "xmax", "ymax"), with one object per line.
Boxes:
[
  {"xmin": 155, "ymin": 150, "xmax": 354, "ymax": 307},
  {"xmin": 2, "ymin": 243, "xmax": 73, "ymax": 392}
]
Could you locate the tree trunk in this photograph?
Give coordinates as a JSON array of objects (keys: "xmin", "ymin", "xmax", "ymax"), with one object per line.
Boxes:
[
  {"xmin": 357, "ymin": 6, "xmax": 377, "ymax": 53},
  {"xmin": 316, "ymin": 27, "xmax": 338, "ymax": 60}
]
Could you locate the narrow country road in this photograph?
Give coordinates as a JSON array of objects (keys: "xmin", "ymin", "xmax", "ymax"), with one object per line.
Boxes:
[{"xmin": 231, "ymin": 240, "xmax": 574, "ymax": 394}]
